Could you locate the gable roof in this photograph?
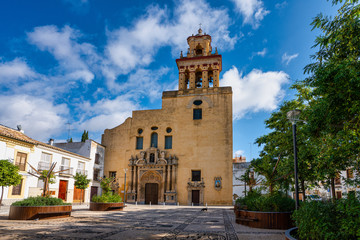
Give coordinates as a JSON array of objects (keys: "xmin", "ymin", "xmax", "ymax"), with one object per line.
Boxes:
[{"xmin": 0, "ymin": 124, "xmax": 90, "ymax": 160}]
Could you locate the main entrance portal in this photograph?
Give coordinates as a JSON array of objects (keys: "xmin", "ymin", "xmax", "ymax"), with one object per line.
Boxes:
[{"xmin": 145, "ymin": 183, "xmax": 158, "ymax": 204}]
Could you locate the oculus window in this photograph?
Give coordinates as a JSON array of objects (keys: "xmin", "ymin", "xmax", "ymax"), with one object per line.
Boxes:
[
  {"xmin": 192, "ymin": 170, "xmax": 201, "ymax": 181},
  {"xmin": 193, "ymin": 108, "xmax": 202, "ymax": 120},
  {"xmin": 136, "ymin": 137, "xmax": 143, "ymax": 149},
  {"xmin": 165, "ymin": 136, "xmax": 172, "ymax": 149}
]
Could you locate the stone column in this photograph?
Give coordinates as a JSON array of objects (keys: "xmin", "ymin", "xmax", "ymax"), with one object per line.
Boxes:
[
  {"xmin": 130, "ymin": 166, "xmax": 134, "ymax": 191},
  {"xmin": 172, "ymin": 165, "xmax": 177, "ymax": 192},
  {"xmin": 179, "ymin": 72, "xmax": 185, "ymax": 90},
  {"xmin": 213, "ymin": 70, "xmax": 219, "ymax": 87},
  {"xmin": 202, "ymin": 70, "xmax": 208, "ymax": 88},
  {"xmin": 168, "ymin": 165, "xmax": 172, "ymax": 191},
  {"xmin": 189, "ymin": 71, "xmax": 196, "ymax": 89}
]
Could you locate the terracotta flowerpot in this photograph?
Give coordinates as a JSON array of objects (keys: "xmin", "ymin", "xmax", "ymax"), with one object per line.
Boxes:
[
  {"xmin": 89, "ymin": 202, "xmax": 125, "ymax": 211},
  {"xmin": 9, "ymin": 205, "xmax": 72, "ymax": 220},
  {"xmin": 234, "ymin": 209, "xmax": 293, "ymax": 230}
]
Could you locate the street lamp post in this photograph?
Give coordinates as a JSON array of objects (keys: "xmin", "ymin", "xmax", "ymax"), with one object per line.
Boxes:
[
  {"xmin": 287, "ymin": 109, "xmax": 301, "ymax": 210},
  {"xmin": 124, "ymin": 168, "xmax": 128, "ymax": 204}
]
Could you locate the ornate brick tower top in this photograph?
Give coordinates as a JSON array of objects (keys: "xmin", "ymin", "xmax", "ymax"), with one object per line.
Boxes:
[{"xmin": 176, "ymin": 28, "xmax": 222, "ymax": 91}]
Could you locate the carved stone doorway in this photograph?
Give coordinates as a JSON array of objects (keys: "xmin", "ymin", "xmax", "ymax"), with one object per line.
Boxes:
[
  {"xmin": 192, "ymin": 190, "xmax": 200, "ymax": 205},
  {"xmin": 145, "ymin": 183, "xmax": 158, "ymax": 204}
]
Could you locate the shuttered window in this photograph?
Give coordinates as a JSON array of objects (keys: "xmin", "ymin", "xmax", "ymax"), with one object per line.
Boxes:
[{"xmin": 15, "ymin": 152, "xmax": 27, "ymax": 171}]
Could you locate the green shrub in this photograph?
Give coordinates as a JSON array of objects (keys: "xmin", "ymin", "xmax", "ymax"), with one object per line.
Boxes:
[
  {"xmin": 92, "ymin": 193, "xmax": 122, "ymax": 203},
  {"xmin": 12, "ymin": 196, "xmax": 71, "ymax": 206},
  {"xmin": 235, "ymin": 191, "xmax": 295, "ymax": 212},
  {"xmin": 292, "ymin": 193, "xmax": 360, "ymax": 240}
]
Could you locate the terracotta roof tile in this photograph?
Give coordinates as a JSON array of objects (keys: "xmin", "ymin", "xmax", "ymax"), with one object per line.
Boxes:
[{"xmin": 0, "ymin": 124, "xmax": 90, "ymax": 160}]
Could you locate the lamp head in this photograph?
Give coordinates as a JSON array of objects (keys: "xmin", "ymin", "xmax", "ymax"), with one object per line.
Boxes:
[{"xmin": 287, "ymin": 109, "xmax": 301, "ymax": 124}]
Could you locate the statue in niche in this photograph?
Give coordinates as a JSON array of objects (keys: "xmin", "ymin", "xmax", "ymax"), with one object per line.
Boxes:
[
  {"xmin": 160, "ymin": 151, "xmax": 165, "ymax": 159},
  {"xmin": 149, "ymin": 153, "xmax": 155, "ymax": 163}
]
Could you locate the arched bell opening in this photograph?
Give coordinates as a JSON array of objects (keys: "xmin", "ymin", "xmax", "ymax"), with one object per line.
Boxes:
[
  {"xmin": 208, "ymin": 68, "xmax": 214, "ymax": 88},
  {"xmin": 184, "ymin": 70, "xmax": 190, "ymax": 89},
  {"xmin": 195, "ymin": 69, "xmax": 202, "ymax": 88},
  {"xmin": 195, "ymin": 44, "xmax": 203, "ymax": 56}
]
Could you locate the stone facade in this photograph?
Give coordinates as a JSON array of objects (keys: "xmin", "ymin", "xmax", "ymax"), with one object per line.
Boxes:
[{"xmin": 102, "ymin": 29, "xmax": 233, "ymax": 205}]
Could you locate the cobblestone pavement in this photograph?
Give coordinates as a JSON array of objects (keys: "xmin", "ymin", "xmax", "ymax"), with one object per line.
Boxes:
[{"xmin": 0, "ymin": 205, "xmax": 285, "ymax": 240}]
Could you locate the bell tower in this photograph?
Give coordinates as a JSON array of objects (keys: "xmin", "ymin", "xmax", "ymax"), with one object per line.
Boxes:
[{"xmin": 176, "ymin": 28, "xmax": 222, "ymax": 91}]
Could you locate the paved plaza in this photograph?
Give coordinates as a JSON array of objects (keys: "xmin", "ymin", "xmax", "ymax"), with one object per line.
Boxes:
[{"xmin": 0, "ymin": 204, "xmax": 285, "ymax": 240}]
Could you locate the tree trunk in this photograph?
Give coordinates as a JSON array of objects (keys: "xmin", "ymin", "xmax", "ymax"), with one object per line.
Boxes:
[
  {"xmin": 0, "ymin": 186, "xmax": 4, "ymax": 207},
  {"xmin": 269, "ymin": 183, "xmax": 273, "ymax": 195},
  {"xmin": 331, "ymin": 177, "xmax": 336, "ymax": 202},
  {"xmin": 300, "ymin": 178, "xmax": 306, "ymax": 201}
]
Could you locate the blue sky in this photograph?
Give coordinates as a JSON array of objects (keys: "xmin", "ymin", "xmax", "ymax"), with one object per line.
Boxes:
[{"xmin": 0, "ymin": 0, "xmax": 337, "ymax": 160}]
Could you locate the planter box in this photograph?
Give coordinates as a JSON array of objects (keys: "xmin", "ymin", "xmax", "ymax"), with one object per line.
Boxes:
[
  {"xmin": 235, "ymin": 209, "xmax": 293, "ymax": 230},
  {"xmin": 285, "ymin": 227, "xmax": 298, "ymax": 240},
  {"xmin": 9, "ymin": 205, "xmax": 72, "ymax": 220},
  {"xmin": 89, "ymin": 202, "xmax": 125, "ymax": 211}
]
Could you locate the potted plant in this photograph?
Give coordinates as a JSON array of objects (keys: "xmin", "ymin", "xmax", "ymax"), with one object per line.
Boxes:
[
  {"xmin": 9, "ymin": 162, "xmax": 72, "ymax": 220},
  {"xmin": 90, "ymin": 177, "xmax": 124, "ymax": 211}
]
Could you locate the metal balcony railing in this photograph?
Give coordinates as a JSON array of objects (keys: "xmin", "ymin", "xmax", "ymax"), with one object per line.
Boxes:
[
  {"xmin": 59, "ymin": 166, "xmax": 73, "ymax": 176},
  {"xmin": 38, "ymin": 161, "xmax": 51, "ymax": 171},
  {"xmin": 76, "ymin": 169, "xmax": 88, "ymax": 176}
]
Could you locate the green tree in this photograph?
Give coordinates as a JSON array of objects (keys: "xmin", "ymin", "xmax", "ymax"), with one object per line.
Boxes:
[
  {"xmin": 81, "ymin": 130, "xmax": 89, "ymax": 142},
  {"xmin": 100, "ymin": 177, "xmax": 115, "ymax": 195},
  {"xmin": 0, "ymin": 160, "xmax": 22, "ymax": 206},
  {"xmin": 299, "ymin": 0, "xmax": 360, "ymax": 200},
  {"xmin": 73, "ymin": 173, "xmax": 91, "ymax": 204},
  {"xmin": 255, "ymin": 100, "xmax": 319, "ymax": 198}
]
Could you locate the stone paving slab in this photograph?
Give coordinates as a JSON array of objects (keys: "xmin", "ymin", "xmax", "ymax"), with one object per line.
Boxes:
[{"xmin": 0, "ymin": 205, "xmax": 285, "ymax": 240}]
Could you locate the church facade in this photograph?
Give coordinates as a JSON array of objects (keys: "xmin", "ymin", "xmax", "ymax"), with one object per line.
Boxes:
[{"xmin": 102, "ymin": 29, "xmax": 233, "ymax": 205}]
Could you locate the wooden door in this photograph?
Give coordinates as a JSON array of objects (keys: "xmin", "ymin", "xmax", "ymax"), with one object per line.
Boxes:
[
  {"xmin": 58, "ymin": 180, "xmax": 68, "ymax": 201},
  {"xmin": 336, "ymin": 191, "xmax": 342, "ymax": 199},
  {"xmin": 192, "ymin": 190, "xmax": 200, "ymax": 205},
  {"xmin": 90, "ymin": 186, "xmax": 98, "ymax": 201},
  {"xmin": 73, "ymin": 186, "xmax": 84, "ymax": 202},
  {"xmin": 145, "ymin": 183, "xmax": 158, "ymax": 204}
]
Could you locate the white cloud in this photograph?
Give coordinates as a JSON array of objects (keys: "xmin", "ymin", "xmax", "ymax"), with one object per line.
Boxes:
[
  {"xmin": 0, "ymin": 58, "xmax": 35, "ymax": 83},
  {"xmin": 104, "ymin": 0, "xmax": 237, "ymax": 87},
  {"xmin": 27, "ymin": 25, "xmax": 99, "ymax": 83},
  {"xmin": 275, "ymin": 1, "xmax": 287, "ymax": 9},
  {"xmin": 251, "ymin": 48, "xmax": 267, "ymax": 59},
  {"xmin": 221, "ymin": 66, "xmax": 289, "ymax": 119},
  {"xmin": 231, "ymin": 0, "xmax": 270, "ymax": 29},
  {"xmin": 282, "ymin": 52, "xmax": 299, "ymax": 65},
  {"xmin": 0, "ymin": 95, "xmax": 69, "ymax": 141},
  {"xmin": 77, "ymin": 95, "xmax": 139, "ymax": 132}
]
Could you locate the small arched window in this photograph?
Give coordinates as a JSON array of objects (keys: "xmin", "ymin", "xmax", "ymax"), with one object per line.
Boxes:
[{"xmin": 151, "ymin": 132, "xmax": 158, "ymax": 148}]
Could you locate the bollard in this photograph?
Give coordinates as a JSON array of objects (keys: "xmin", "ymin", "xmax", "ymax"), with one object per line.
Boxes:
[
  {"xmin": 136, "ymin": 201, "xmax": 137, "ymax": 206},
  {"xmin": 192, "ymin": 202, "xmax": 193, "ymax": 207},
  {"xmin": 150, "ymin": 201, "xmax": 151, "ymax": 206},
  {"xmin": 177, "ymin": 202, "xmax": 179, "ymax": 206},
  {"xmin": 206, "ymin": 203, "xmax": 207, "ymax": 207}
]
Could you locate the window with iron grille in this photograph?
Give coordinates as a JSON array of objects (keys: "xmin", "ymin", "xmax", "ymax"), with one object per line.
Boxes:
[
  {"xmin": 193, "ymin": 109, "xmax": 202, "ymax": 120},
  {"xmin": 15, "ymin": 152, "xmax": 27, "ymax": 171},
  {"xmin": 95, "ymin": 153, "xmax": 100, "ymax": 164},
  {"xmin": 165, "ymin": 136, "xmax": 172, "ymax": 149},
  {"xmin": 136, "ymin": 137, "xmax": 143, "ymax": 149},
  {"xmin": 109, "ymin": 171, "xmax": 116, "ymax": 179},
  {"xmin": 192, "ymin": 170, "xmax": 201, "ymax": 181},
  {"xmin": 12, "ymin": 179, "xmax": 23, "ymax": 195}
]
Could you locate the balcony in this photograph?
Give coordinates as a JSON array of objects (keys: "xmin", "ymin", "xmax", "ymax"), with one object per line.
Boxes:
[
  {"xmin": 59, "ymin": 166, "xmax": 73, "ymax": 176},
  {"xmin": 76, "ymin": 169, "xmax": 88, "ymax": 176},
  {"xmin": 38, "ymin": 161, "xmax": 51, "ymax": 171}
]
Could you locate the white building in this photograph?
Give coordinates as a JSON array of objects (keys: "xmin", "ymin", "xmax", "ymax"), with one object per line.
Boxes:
[
  {"xmin": 54, "ymin": 139, "xmax": 105, "ymax": 200},
  {"xmin": 0, "ymin": 125, "xmax": 95, "ymax": 205}
]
